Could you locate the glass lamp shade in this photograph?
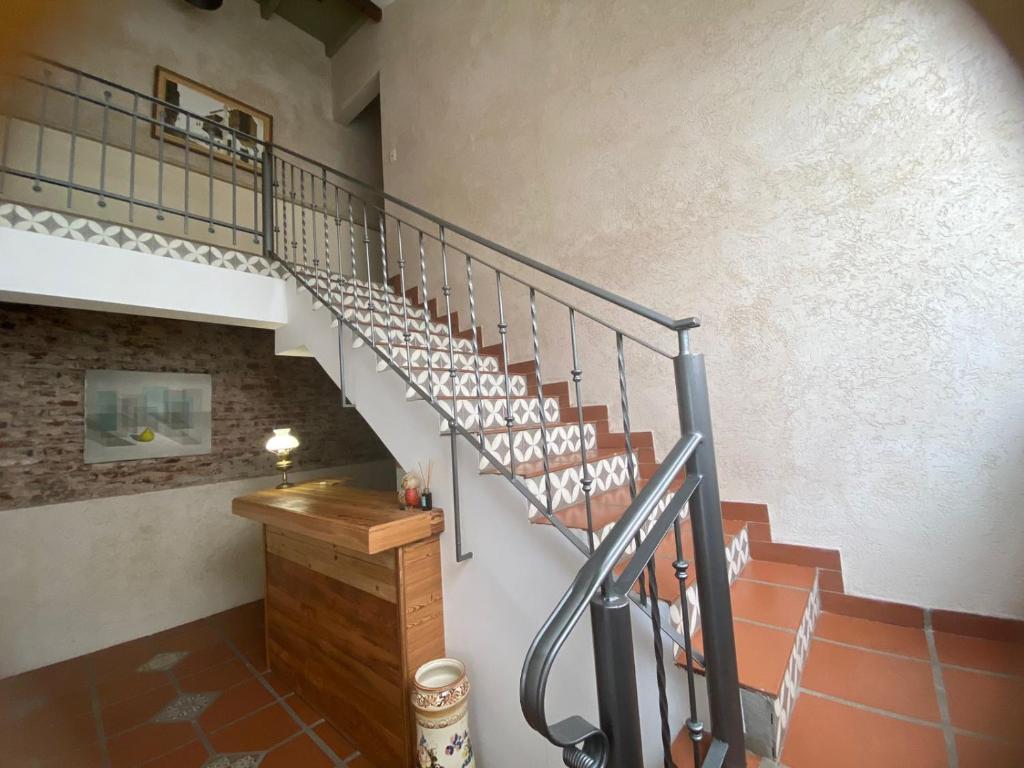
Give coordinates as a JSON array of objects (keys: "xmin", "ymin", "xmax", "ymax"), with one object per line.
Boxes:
[{"xmin": 265, "ymin": 428, "xmax": 300, "ymax": 455}]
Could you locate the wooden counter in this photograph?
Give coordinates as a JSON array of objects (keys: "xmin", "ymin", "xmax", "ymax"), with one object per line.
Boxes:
[{"xmin": 233, "ymin": 479, "xmax": 445, "ymax": 768}]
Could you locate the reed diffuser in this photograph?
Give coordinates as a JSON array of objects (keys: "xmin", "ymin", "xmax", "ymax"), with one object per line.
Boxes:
[{"xmin": 419, "ymin": 461, "xmax": 434, "ymax": 510}]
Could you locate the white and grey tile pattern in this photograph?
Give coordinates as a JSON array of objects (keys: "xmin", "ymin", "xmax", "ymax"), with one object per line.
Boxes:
[
  {"xmin": 480, "ymin": 423, "xmax": 597, "ymax": 471},
  {"xmin": 152, "ymin": 691, "xmax": 219, "ymax": 722},
  {"xmin": 523, "ymin": 451, "xmax": 637, "ymax": 514},
  {"xmin": 439, "ymin": 395, "xmax": 561, "ymax": 432},
  {"xmin": 406, "ymin": 370, "xmax": 528, "ymax": 400},
  {"xmin": 136, "ymin": 651, "xmax": 189, "ymax": 673},
  {"xmin": 378, "ymin": 348, "xmax": 500, "ymax": 374}
]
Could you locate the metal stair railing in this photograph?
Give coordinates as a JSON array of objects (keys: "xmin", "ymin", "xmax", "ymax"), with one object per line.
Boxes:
[{"xmin": 0, "ymin": 56, "xmax": 746, "ymax": 768}]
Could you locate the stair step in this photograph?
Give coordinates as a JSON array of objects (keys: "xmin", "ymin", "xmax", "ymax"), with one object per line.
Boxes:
[
  {"xmin": 478, "ymin": 422, "xmax": 597, "ymax": 471},
  {"xmin": 437, "ymin": 395, "xmax": 562, "ymax": 432},
  {"xmin": 376, "ymin": 348, "xmax": 501, "ymax": 374},
  {"xmin": 405, "ymin": 370, "xmax": 528, "ymax": 400},
  {"xmin": 352, "ymin": 325, "xmax": 476, "ymax": 354},
  {"xmin": 342, "ymin": 308, "xmax": 455, "ymax": 336},
  {"xmin": 675, "ymin": 561, "xmax": 820, "ymax": 760}
]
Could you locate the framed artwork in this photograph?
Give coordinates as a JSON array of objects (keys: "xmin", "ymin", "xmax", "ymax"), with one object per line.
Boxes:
[
  {"xmin": 84, "ymin": 370, "xmax": 212, "ymax": 463},
  {"xmin": 152, "ymin": 66, "xmax": 272, "ymax": 168}
]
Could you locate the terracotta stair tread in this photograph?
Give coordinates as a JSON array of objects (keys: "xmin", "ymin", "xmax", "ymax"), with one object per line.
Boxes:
[
  {"xmin": 480, "ymin": 447, "xmax": 628, "ymax": 479},
  {"xmin": 543, "ymin": 477, "xmax": 687, "ymax": 533}
]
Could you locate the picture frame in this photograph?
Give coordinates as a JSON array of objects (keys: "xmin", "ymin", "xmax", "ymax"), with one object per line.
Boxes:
[{"xmin": 152, "ymin": 66, "xmax": 272, "ymax": 169}]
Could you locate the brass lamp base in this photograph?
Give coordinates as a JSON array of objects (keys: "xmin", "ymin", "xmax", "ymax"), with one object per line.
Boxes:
[{"xmin": 275, "ymin": 453, "xmax": 294, "ymax": 489}]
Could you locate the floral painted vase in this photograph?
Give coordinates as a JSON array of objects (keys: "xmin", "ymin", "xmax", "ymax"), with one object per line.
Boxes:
[{"xmin": 412, "ymin": 658, "xmax": 476, "ymax": 768}]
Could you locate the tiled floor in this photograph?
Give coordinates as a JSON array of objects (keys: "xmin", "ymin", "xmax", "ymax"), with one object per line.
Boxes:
[
  {"xmin": 782, "ymin": 612, "xmax": 1024, "ymax": 768},
  {"xmin": 0, "ymin": 601, "xmax": 375, "ymax": 767}
]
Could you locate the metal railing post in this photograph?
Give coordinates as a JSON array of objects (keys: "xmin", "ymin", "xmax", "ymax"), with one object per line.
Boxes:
[
  {"xmin": 589, "ymin": 593, "xmax": 644, "ymax": 768},
  {"xmin": 261, "ymin": 146, "xmax": 275, "ymax": 259},
  {"xmin": 673, "ymin": 326, "xmax": 746, "ymax": 767}
]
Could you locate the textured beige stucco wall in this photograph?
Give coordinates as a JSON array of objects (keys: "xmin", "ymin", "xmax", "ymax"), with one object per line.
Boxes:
[{"xmin": 332, "ymin": 0, "xmax": 1024, "ymax": 618}]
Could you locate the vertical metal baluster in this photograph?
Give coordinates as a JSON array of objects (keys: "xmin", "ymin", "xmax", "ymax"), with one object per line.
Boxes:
[
  {"xmin": 252, "ymin": 146, "xmax": 261, "ymax": 245},
  {"xmin": 361, "ymin": 201, "xmax": 377, "ymax": 348},
  {"xmin": 645, "ymin": 554, "xmax": 676, "ymax": 768},
  {"xmin": 439, "ymin": 226, "xmax": 459, "ymax": 423},
  {"xmin": 0, "ymin": 109, "xmax": 10, "ymax": 197},
  {"xmin": 65, "ymin": 72, "xmax": 82, "ymax": 207},
  {"xmin": 97, "ymin": 90, "xmax": 111, "ymax": 207},
  {"xmin": 155, "ymin": 103, "xmax": 165, "ymax": 220},
  {"xmin": 396, "ymin": 223, "xmax": 415, "ymax": 381},
  {"xmin": 288, "ymin": 164, "xmax": 297, "ymax": 263},
  {"xmin": 271, "ymin": 157, "xmax": 281, "ymax": 257},
  {"xmin": 32, "ymin": 69, "xmax": 50, "ymax": 192},
  {"xmin": 618, "ymin": 331, "xmax": 647, "ymax": 605},
  {"xmin": 230, "ymin": 131, "xmax": 237, "ymax": 244},
  {"xmin": 333, "ymin": 184, "xmax": 346, "ymax": 309},
  {"xmin": 418, "ymin": 231, "xmax": 436, "ymax": 403},
  {"xmin": 206, "ymin": 121, "xmax": 215, "ymax": 233},
  {"xmin": 182, "ymin": 113, "xmax": 191, "ymax": 228},
  {"xmin": 379, "ymin": 215, "xmax": 395, "ymax": 361},
  {"xmin": 464, "ymin": 256, "xmax": 486, "ymax": 452},
  {"xmin": 322, "ymin": 170, "xmax": 332, "ymax": 306},
  {"xmin": 299, "ymin": 170, "xmax": 308, "ymax": 270},
  {"xmin": 674, "ymin": 517, "xmax": 704, "ymax": 768},
  {"xmin": 495, "ymin": 272, "xmax": 517, "ymax": 476},
  {"xmin": 529, "ymin": 288, "xmax": 554, "ymax": 517},
  {"xmin": 346, "ymin": 194, "xmax": 358, "ymax": 308},
  {"xmin": 127, "ymin": 94, "xmax": 138, "ymax": 222},
  {"xmin": 279, "ymin": 160, "xmax": 290, "ymax": 265},
  {"xmin": 568, "ymin": 309, "xmax": 596, "ymax": 552},
  {"xmin": 311, "ymin": 175, "xmax": 320, "ymax": 289}
]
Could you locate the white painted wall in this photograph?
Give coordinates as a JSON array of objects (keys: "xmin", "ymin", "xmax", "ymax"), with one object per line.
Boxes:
[
  {"xmin": 331, "ymin": 0, "xmax": 1024, "ymax": 619},
  {"xmin": 0, "ymin": 462, "xmax": 394, "ymax": 678}
]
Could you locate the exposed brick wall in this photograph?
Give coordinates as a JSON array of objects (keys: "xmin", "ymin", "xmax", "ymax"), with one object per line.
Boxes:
[{"xmin": 0, "ymin": 303, "xmax": 392, "ymax": 510}]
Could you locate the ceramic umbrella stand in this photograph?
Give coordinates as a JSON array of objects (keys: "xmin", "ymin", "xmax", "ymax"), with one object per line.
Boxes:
[{"xmin": 412, "ymin": 658, "xmax": 476, "ymax": 768}]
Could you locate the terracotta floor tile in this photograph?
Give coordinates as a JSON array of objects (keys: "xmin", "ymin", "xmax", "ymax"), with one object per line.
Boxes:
[
  {"xmin": 956, "ymin": 733, "xmax": 1024, "ymax": 768},
  {"xmin": 141, "ymin": 739, "xmax": 209, "ymax": 767},
  {"xmin": 783, "ymin": 692, "xmax": 946, "ymax": 768},
  {"xmin": 346, "ymin": 757, "xmax": 377, "ymax": 768},
  {"xmin": 0, "ymin": 655, "xmax": 92, "ymax": 710},
  {"xmin": 101, "ymin": 683, "xmax": 177, "ymax": 736},
  {"xmin": 314, "ymin": 722, "xmax": 357, "ymax": 760},
  {"xmin": 815, "ymin": 612, "xmax": 930, "ymax": 660},
  {"xmin": 106, "ymin": 721, "xmax": 195, "ymax": 768},
  {"xmin": 95, "ymin": 668, "xmax": 169, "ymax": 707},
  {"xmin": 208, "ymin": 702, "xmax": 300, "ymax": 753},
  {"xmin": 943, "ymin": 666, "xmax": 1024, "ymax": 743},
  {"xmin": 262, "ymin": 733, "xmax": 334, "ymax": 767},
  {"xmin": 177, "ymin": 659, "xmax": 251, "ymax": 693},
  {"xmin": 738, "ymin": 559, "xmax": 816, "ymax": 589},
  {"xmin": 0, "ymin": 685, "xmax": 94, "ymax": 738},
  {"xmin": 170, "ymin": 641, "xmax": 234, "ymax": 677},
  {"xmin": 198, "ymin": 678, "xmax": 274, "ymax": 733},
  {"xmin": 729, "ymin": 579, "xmax": 810, "ymax": 630},
  {"xmin": 262, "ymin": 670, "xmax": 295, "ymax": 697},
  {"xmin": 238, "ymin": 638, "xmax": 269, "ymax": 673},
  {"xmin": 801, "ymin": 640, "xmax": 940, "ymax": 721},
  {"xmin": 40, "ymin": 740, "xmax": 105, "ymax": 768},
  {"xmin": 692, "ymin": 620, "xmax": 796, "ymax": 695},
  {"xmin": 6, "ymin": 709, "xmax": 98, "ymax": 765},
  {"xmin": 286, "ymin": 693, "xmax": 324, "ymax": 725},
  {"xmin": 934, "ymin": 632, "xmax": 1024, "ymax": 677}
]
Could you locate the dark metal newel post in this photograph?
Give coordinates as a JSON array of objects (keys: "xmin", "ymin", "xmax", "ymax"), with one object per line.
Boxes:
[
  {"xmin": 590, "ymin": 593, "xmax": 644, "ymax": 768},
  {"xmin": 261, "ymin": 147, "xmax": 275, "ymax": 259},
  {"xmin": 673, "ymin": 327, "xmax": 746, "ymax": 766}
]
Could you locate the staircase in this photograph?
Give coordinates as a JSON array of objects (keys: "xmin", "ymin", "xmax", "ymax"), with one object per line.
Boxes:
[{"xmin": 0, "ymin": 58, "xmax": 843, "ymax": 768}]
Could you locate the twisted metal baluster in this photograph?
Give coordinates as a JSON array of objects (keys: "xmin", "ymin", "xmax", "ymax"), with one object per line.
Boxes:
[
  {"xmin": 271, "ymin": 158, "xmax": 281, "ymax": 259},
  {"xmin": 97, "ymin": 90, "xmax": 111, "ymax": 207},
  {"xmin": 569, "ymin": 308, "xmax": 596, "ymax": 552},
  {"xmin": 395, "ymin": 222, "xmax": 415, "ymax": 381},
  {"xmin": 439, "ymin": 226, "xmax": 459, "ymax": 420},
  {"xmin": 495, "ymin": 272, "xmax": 517, "ymax": 476},
  {"xmin": 645, "ymin": 555, "xmax": 676, "ymax": 768},
  {"xmin": 322, "ymin": 170, "xmax": 332, "ymax": 306},
  {"xmin": 279, "ymin": 160, "xmax": 290, "ymax": 267},
  {"xmin": 530, "ymin": 288, "xmax": 554, "ymax": 516},
  {"xmin": 362, "ymin": 202, "xmax": 377, "ymax": 349},
  {"xmin": 230, "ymin": 129, "xmax": 237, "ymax": 244},
  {"xmin": 128, "ymin": 94, "xmax": 138, "ymax": 222},
  {"xmin": 465, "ymin": 256, "xmax": 486, "ymax": 452},
  {"xmin": 380, "ymin": 215, "xmax": 396, "ymax": 361},
  {"xmin": 332, "ymin": 185, "xmax": 347, "ymax": 309},
  {"xmin": 310, "ymin": 173, "xmax": 320, "ymax": 287},
  {"xmin": 32, "ymin": 69, "xmax": 50, "ymax": 193},
  {"xmin": 418, "ymin": 230, "xmax": 436, "ymax": 403},
  {"xmin": 206, "ymin": 121, "xmax": 215, "ymax": 233},
  {"xmin": 252, "ymin": 147, "xmax": 261, "ymax": 245},
  {"xmin": 299, "ymin": 169, "xmax": 308, "ymax": 271},
  {"xmin": 288, "ymin": 164, "xmax": 298, "ymax": 264},
  {"xmin": 674, "ymin": 517, "xmax": 704, "ymax": 768},
  {"xmin": 155, "ymin": 98, "xmax": 165, "ymax": 220},
  {"xmin": 65, "ymin": 71, "xmax": 82, "ymax": 208},
  {"xmin": 618, "ymin": 331, "xmax": 648, "ymax": 605},
  {"xmin": 346, "ymin": 194, "xmax": 359, "ymax": 309},
  {"xmin": 182, "ymin": 113, "xmax": 189, "ymax": 227}
]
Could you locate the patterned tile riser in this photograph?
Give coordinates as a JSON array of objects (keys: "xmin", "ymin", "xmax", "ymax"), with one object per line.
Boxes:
[
  {"xmin": 405, "ymin": 370, "xmax": 528, "ymax": 400},
  {"xmin": 771, "ymin": 575, "xmax": 820, "ymax": 759},
  {"xmin": 352, "ymin": 324, "xmax": 477, "ymax": 354},
  {"xmin": 342, "ymin": 308, "xmax": 458, "ymax": 338},
  {"xmin": 439, "ymin": 396, "xmax": 561, "ymax": 432},
  {"xmin": 523, "ymin": 451, "xmax": 638, "ymax": 515},
  {"xmin": 378, "ymin": 349, "xmax": 500, "ymax": 374},
  {"xmin": 479, "ymin": 423, "xmax": 598, "ymax": 470},
  {"xmin": 668, "ymin": 526, "xmax": 751, "ymax": 644},
  {"xmin": 0, "ymin": 202, "xmax": 287, "ymax": 277}
]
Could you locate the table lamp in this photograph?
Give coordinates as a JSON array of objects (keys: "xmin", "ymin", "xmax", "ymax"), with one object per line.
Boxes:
[{"xmin": 265, "ymin": 428, "xmax": 300, "ymax": 488}]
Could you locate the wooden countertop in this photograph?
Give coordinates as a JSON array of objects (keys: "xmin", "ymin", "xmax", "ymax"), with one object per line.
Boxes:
[{"xmin": 232, "ymin": 479, "xmax": 444, "ymax": 554}]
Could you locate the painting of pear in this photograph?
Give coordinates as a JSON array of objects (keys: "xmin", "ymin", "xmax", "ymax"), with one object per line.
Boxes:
[{"xmin": 138, "ymin": 427, "xmax": 156, "ymax": 443}]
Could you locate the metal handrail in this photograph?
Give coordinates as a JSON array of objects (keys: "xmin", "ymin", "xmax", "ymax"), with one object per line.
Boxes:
[{"xmin": 519, "ymin": 433, "xmax": 701, "ymax": 758}]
